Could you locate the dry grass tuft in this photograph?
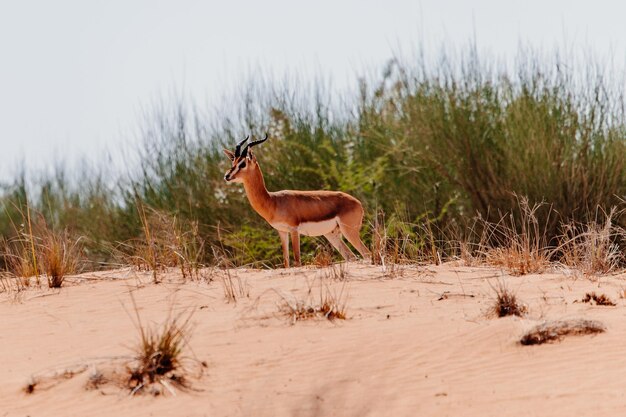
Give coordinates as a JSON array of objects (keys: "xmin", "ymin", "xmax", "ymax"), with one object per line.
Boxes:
[
  {"xmin": 172, "ymin": 219, "xmax": 205, "ymax": 281},
  {"xmin": 128, "ymin": 317, "xmax": 190, "ymax": 394},
  {"xmin": 483, "ymin": 198, "xmax": 551, "ymax": 275},
  {"xmin": 489, "ymin": 281, "xmax": 527, "ymax": 317},
  {"xmin": 280, "ymin": 297, "xmax": 347, "ymax": 323},
  {"xmin": 371, "ymin": 210, "xmax": 387, "ymax": 266},
  {"xmin": 219, "ymin": 269, "xmax": 249, "ymax": 304},
  {"xmin": 322, "ymin": 262, "xmax": 349, "ymax": 281},
  {"xmin": 486, "ymin": 246, "xmax": 549, "ymax": 276},
  {"xmin": 0, "ymin": 271, "xmax": 29, "ymax": 296},
  {"xmin": 1, "ymin": 204, "xmax": 41, "ymax": 285},
  {"xmin": 211, "ymin": 246, "xmax": 248, "ymax": 303},
  {"xmin": 1, "ymin": 223, "xmax": 83, "ymax": 289},
  {"xmin": 458, "ymin": 240, "xmax": 477, "ymax": 266},
  {"xmin": 581, "ymin": 292, "xmax": 616, "ymax": 306},
  {"xmin": 371, "ymin": 211, "xmax": 409, "ymax": 278},
  {"xmin": 0, "ymin": 203, "xmax": 83, "ymax": 289},
  {"xmin": 126, "ymin": 296, "xmax": 195, "ymax": 395},
  {"xmin": 2, "ymin": 239, "xmax": 38, "ymax": 283},
  {"xmin": 520, "ymin": 319, "xmax": 606, "ymax": 345},
  {"xmin": 279, "ymin": 278, "xmax": 348, "ymax": 324},
  {"xmin": 312, "ymin": 243, "xmax": 334, "ymax": 268},
  {"xmin": 39, "ymin": 229, "xmax": 83, "ymax": 288},
  {"xmin": 557, "ymin": 208, "xmax": 625, "ymax": 277},
  {"xmin": 129, "ymin": 204, "xmax": 205, "ymax": 284}
]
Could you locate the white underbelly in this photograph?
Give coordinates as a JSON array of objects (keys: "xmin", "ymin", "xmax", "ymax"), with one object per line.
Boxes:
[
  {"xmin": 298, "ymin": 217, "xmax": 339, "ymax": 236},
  {"xmin": 270, "ymin": 217, "xmax": 338, "ymax": 237}
]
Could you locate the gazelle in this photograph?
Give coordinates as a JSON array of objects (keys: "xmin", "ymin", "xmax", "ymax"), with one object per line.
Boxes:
[{"xmin": 223, "ymin": 134, "xmax": 370, "ymax": 268}]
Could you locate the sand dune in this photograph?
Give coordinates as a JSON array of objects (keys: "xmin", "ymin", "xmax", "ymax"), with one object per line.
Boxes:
[{"xmin": 1, "ymin": 263, "xmax": 625, "ymax": 416}]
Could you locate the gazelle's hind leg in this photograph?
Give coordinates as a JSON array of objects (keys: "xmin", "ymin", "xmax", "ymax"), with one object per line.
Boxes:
[
  {"xmin": 338, "ymin": 211, "xmax": 371, "ymax": 260},
  {"xmin": 324, "ymin": 228, "xmax": 356, "ymax": 261}
]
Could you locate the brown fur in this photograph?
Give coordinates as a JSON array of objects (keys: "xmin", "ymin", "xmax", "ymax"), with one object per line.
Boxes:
[{"xmin": 270, "ymin": 190, "xmax": 362, "ymax": 226}]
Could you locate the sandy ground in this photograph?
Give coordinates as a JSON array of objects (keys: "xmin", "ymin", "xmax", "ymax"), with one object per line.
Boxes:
[{"xmin": 2, "ymin": 262, "xmax": 626, "ymax": 416}]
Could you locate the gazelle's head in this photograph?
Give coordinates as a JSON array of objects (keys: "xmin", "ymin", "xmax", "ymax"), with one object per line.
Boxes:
[{"xmin": 223, "ymin": 133, "xmax": 268, "ymax": 183}]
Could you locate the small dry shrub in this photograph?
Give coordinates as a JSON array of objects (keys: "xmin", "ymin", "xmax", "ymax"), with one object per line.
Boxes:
[
  {"xmin": 557, "ymin": 208, "xmax": 625, "ymax": 277},
  {"xmin": 456, "ymin": 219, "xmax": 492, "ymax": 267},
  {"xmin": 279, "ymin": 278, "xmax": 348, "ymax": 324},
  {"xmin": 174, "ymin": 220, "xmax": 205, "ymax": 280},
  {"xmin": 312, "ymin": 243, "xmax": 334, "ymax": 268},
  {"xmin": 483, "ymin": 198, "xmax": 551, "ymax": 275},
  {"xmin": 127, "ymin": 300, "xmax": 194, "ymax": 395},
  {"xmin": 39, "ymin": 229, "xmax": 83, "ymax": 288},
  {"xmin": 2, "ymin": 204, "xmax": 40, "ymax": 281},
  {"xmin": 1, "ymin": 238, "xmax": 38, "ymax": 282},
  {"xmin": 371, "ymin": 212, "xmax": 412, "ymax": 277},
  {"xmin": 580, "ymin": 292, "xmax": 616, "ymax": 306},
  {"xmin": 520, "ymin": 319, "xmax": 606, "ymax": 345},
  {"xmin": 280, "ymin": 297, "xmax": 347, "ymax": 323},
  {"xmin": 459, "ymin": 240, "xmax": 477, "ymax": 266},
  {"xmin": 128, "ymin": 205, "xmax": 205, "ymax": 283},
  {"xmin": 319, "ymin": 299, "xmax": 347, "ymax": 321},
  {"xmin": 371, "ymin": 210, "xmax": 386, "ymax": 266},
  {"xmin": 1, "ymin": 208, "xmax": 40, "ymax": 286},
  {"xmin": 1, "ymin": 221, "xmax": 82, "ymax": 289},
  {"xmin": 212, "ymin": 246, "xmax": 248, "ymax": 303},
  {"xmin": 0, "ymin": 271, "xmax": 29, "ymax": 295},
  {"xmin": 489, "ymin": 281, "xmax": 527, "ymax": 317},
  {"xmin": 486, "ymin": 246, "xmax": 549, "ymax": 276},
  {"xmin": 322, "ymin": 262, "xmax": 348, "ymax": 281},
  {"xmin": 219, "ymin": 270, "xmax": 249, "ymax": 304}
]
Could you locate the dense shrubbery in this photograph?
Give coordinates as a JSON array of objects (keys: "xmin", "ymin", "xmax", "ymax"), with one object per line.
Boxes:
[{"xmin": 1, "ymin": 45, "xmax": 625, "ymax": 268}]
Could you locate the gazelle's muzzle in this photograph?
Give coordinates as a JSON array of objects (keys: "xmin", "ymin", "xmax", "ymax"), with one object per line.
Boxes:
[{"xmin": 224, "ymin": 165, "xmax": 239, "ymax": 182}]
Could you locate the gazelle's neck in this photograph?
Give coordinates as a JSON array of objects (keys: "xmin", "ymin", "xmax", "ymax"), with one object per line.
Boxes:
[{"xmin": 242, "ymin": 166, "xmax": 274, "ymax": 220}]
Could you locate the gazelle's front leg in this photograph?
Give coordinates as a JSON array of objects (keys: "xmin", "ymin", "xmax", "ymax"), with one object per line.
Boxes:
[
  {"xmin": 278, "ymin": 231, "xmax": 290, "ymax": 268},
  {"xmin": 290, "ymin": 231, "xmax": 301, "ymax": 267}
]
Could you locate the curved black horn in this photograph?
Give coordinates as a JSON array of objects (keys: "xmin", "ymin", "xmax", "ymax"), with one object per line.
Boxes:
[
  {"xmin": 239, "ymin": 133, "xmax": 268, "ymax": 158},
  {"xmin": 234, "ymin": 135, "xmax": 249, "ymax": 157},
  {"xmin": 248, "ymin": 133, "xmax": 269, "ymax": 148}
]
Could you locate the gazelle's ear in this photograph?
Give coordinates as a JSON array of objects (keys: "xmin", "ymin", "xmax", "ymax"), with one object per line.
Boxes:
[
  {"xmin": 248, "ymin": 149, "xmax": 257, "ymax": 162},
  {"xmin": 223, "ymin": 149, "xmax": 235, "ymax": 161}
]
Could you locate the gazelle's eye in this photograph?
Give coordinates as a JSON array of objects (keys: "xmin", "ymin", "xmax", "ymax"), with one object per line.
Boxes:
[{"xmin": 238, "ymin": 161, "xmax": 246, "ymax": 169}]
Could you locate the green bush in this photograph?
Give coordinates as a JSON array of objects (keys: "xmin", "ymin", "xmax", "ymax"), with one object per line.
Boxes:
[{"xmin": 1, "ymin": 45, "xmax": 625, "ymax": 268}]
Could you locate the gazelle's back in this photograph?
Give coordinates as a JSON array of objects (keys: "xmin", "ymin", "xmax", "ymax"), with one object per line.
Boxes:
[{"xmin": 270, "ymin": 190, "xmax": 362, "ymax": 226}]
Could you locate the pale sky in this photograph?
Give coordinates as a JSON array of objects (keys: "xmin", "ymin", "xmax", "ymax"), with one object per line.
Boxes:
[{"xmin": 1, "ymin": 0, "xmax": 625, "ymax": 181}]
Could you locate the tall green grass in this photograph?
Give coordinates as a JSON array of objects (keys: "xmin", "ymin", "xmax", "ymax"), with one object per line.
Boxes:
[{"xmin": 1, "ymin": 45, "xmax": 625, "ymax": 269}]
